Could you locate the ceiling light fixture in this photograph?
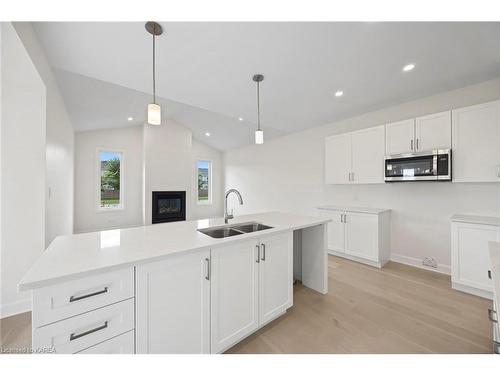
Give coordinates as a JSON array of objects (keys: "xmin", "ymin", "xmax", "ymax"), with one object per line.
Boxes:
[
  {"xmin": 145, "ymin": 22, "xmax": 163, "ymax": 125},
  {"xmin": 335, "ymin": 90, "xmax": 344, "ymax": 97},
  {"xmin": 403, "ymin": 63, "xmax": 415, "ymax": 72},
  {"xmin": 205, "ymin": 132, "xmax": 211, "ymax": 137},
  {"xmin": 253, "ymin": 74, "xmax": 264, "ymax": 145},
  {"xmin": 238, "ymin": 117, "xmax": 243, "ymax": 121},
  {"xmin": 127, "ymin": 117, "xmax": 133, "ymax": 121}
]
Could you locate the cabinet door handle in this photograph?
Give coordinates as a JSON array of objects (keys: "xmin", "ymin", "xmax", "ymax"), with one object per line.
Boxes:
[
  {"xmin": 261, "ymin": 244, "xmax": 266, "ymax": 261},
  {"xmin": 348, "ymin": 172, "xmax": 351, "ymax": 181},
  {"xmin": 351, "ymin": 172, "xmax": 355, "ymax": 181},
  {"xmin": 497, "ymin": 165, "xmax": 500, "ymax": 178},
  {"xmin": 70, "ymin": 321, "xmax": 108, "ymax": 341},
  {"xmin": 340, "ymin": 214, "xmax": 343, "ymax": 223},
  {"xmin": 488, "ymin": 270, "xmax": 492, "ymax": 279},
  {"xmin": 416, "ymin": 138, "xmax": 419, "ymax": 150},
  {"xmin": 69, "ymin": 287, "xmax": 108, "ymax": 303},
  {"xmin": 256, "ymin": 245, "xmax": 260, "ymax": 263},
  {"xmin": 205, "ymin": 258, "xmax": 210, "ymax": 280},
  {"xmin": 488, "ymin": 308, "xmax": 498, "ymax": 323},
  {"xmin": 344, "ymin": 214, "xmax": 347, "ymax": 223},
  {"xmin": 410, "ymin": 139, "xmax": 414, "ymax": 151}
]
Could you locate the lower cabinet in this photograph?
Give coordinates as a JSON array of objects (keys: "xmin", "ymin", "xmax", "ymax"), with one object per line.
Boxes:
[
  {"xmin": 318, "ymin": 207, "xmax": 391, "ymax": 268},
  {"xmin": 77, "ymin": 330, "xmax": 135, "ymax": 354},
  {"xmin": 135, "ymin": 249, "xmax": 211, "ymax": 354},
  {"xmin": 210, "ymin": 238, "xmax": 260, "ymax": 353},
  {"xmin": 451, "ymin": 220, "xmax": 499, "ymax": 298},
  {"xmin": 210, "ymin": 232, "xmax": 293, "ymax": 353},
  {"xmin": 134, "ymin": 231, "xmax": 293, "ymax": 354}
]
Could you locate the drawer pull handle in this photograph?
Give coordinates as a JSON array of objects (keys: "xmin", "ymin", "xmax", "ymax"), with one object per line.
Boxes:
[
  {"xmin": 261, "ymin": 243, "xmax": 266, "ymax": 261},
  {"xmin": 70, "ymin": 321, "xmax": 108, "ymax": 341},
  {"xmin": 488, "ymin": 270, "xmax": 492, "ymax": 280},
  {"xmin": 488, "ymin": 308, "xmax": 498, "ymax": 323},
  {"xmin": 69, "ymin": 287, "xmax": 108, "ymax": 303},
  {"xmin": 256, "ymin": 245, "xmax": 260, "ymax": 263}
]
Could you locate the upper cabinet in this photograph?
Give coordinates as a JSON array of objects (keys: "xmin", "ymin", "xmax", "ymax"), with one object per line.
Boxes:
[
  {"xmin": 385, "ymin": 111, "xmax": 451, "ymax": 155},
  {"xmin": 452, "ymin": 100, "xmax": 500, "ymax": 182},
  {"xmin": 325, "ymin": 125, "xmax": 385, "ymax": 185},
  {"xmin": 415, "ymin": 111, "xmax": 451, "ymax": 151},
  {"xmin": 385, "ymin": 119, "xmax": 415, "ymax": 154},
  {"xmin": 325, "ymin": 133, "xmax": 351, "ymax": 184}
]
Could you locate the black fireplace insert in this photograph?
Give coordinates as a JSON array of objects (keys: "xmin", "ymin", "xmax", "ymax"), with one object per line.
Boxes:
[{"xmin": 152, "ymin": 191, "xmax": 186, "ymax": 224}]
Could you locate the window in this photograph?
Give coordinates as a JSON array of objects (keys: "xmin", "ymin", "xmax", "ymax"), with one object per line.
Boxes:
[
  {"xmin": 197, "ymin": 160, "xmax": 212, "ymax": 205},
  {"xmin": 98, "ymin": 150, "xmax": 123, "ymax": 210}
]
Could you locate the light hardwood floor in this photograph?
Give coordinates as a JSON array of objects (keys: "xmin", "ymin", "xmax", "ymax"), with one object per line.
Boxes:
[{"xmin": 0, "ymin": 255, "xmax": 494, "ymax": 354}]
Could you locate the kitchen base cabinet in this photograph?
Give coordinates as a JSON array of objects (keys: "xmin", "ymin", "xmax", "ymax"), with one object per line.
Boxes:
[
  {"xmin": 135, "ymin": 250, "xmax": 211, "ymax": 354},
  {"xmin": 210, "ymin": 239, "xmax": 260, "ymax": 354},
  {"xmin": 318, "ymin": 206, "xmax": 391, "ymax": 268},
  {"xmin": 259, "ymin": 232, "xmax": 293, "ymax": 326},
  {"xmin": 451, "ymin": 216, "xmax": 500, "ymax": 299}
]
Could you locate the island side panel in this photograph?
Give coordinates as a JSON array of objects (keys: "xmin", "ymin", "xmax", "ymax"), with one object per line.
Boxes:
[{"xmin": 301, "ymin": 224, "xmax": 328, "ymax": 294}]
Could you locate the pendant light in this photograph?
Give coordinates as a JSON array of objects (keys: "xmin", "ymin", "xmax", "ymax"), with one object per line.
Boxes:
[
  {"xmin": 145, "ymin": 22, "xmax": 163, "ymax": 125},
  {"xmin": 253, "ymin": 74, "xmax": 264, "ymax": 144}
]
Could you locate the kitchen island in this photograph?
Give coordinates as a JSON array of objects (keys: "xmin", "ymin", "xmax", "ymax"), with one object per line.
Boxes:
[{"xmin": 20, "ymin": 212, "xmax": 330, "ymax": 354}]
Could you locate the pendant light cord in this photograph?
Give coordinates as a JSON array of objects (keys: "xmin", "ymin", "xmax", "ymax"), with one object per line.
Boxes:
[
  {"xmin": 152, "ymin": 25, "xmax": 156, "ymax": 104},
  {"xmin": 257, "ymin": 81, "xmax": 261, "ymax": 131}
]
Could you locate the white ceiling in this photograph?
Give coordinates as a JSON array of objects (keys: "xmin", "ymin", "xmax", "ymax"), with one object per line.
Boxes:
[{"xmin": 33, "ymin": 22, "xmax": 500, "ymax": 150}]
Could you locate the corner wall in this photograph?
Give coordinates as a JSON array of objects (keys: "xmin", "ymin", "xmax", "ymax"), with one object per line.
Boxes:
[
  {"xmin": 1, "ymin": 23, "xmax": 46, "ymax": 317},
  {"xmin": 223, "ymin": 78, "xmax": 500, "ymax": 271}
]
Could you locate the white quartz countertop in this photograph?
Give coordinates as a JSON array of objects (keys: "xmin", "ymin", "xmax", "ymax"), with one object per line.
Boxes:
[
  {"xmin": 317, "ymin": 205, "xmax": 391, "ymax": 215},
  {"xmin": 489, "ymin": 241, "xmax": 500, "ymax": 312},
  {"xmin": 451, "ymin": 214, "xmax": 500, "ymax": 226},
  {"xmin": 19, "ymin": 212, "xmax": 330, "ymax": 291}
]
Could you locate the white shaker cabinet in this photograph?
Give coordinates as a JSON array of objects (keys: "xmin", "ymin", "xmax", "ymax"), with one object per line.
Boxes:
[
  {"xmin": 210, "ymin": 239, "xmax": 260, "ymax": 353},
  {"xmin": 318, "ymin": 209, "xmax": 345, "ymax": 253},
  {"xmin": 317, "ymin": 207, "xmax": 391, "ymax": 268},
  {"xmin": 451, "ymin": 215, "xmax": 500, "ymax": 299},
  {"xmin": 452, "ymin": 100, "xmax": 500, "ymax": 182},
  {"xmin": 135, "ymin": 250, "xmax": 211, "ymax": 354},
  {"xmin": 325, "ymin": 125, "xmax": 385, "ymax": 184},
  {"xmin": 350, "ymin": 125, "xmax": 386, "ymax": 184},
  {"xmin": 259, "ymin": 232, "xmax": 293, "ymax": 326},
  {"xmin": 325, "ymin": 133, "xmax": 351, "ymax": 184},
  {"xmin": 345, "ymin": 212, "xmax": 379, "ymax": 262},
  {"xmin": 385, "ymin": 118, "xmax": 415, "ymax": 154},
  {"xmin": 415, "ymin": 111, "xmax": 451, "ymax": 151}
]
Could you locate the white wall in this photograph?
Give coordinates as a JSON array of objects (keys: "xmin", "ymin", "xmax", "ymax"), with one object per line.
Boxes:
[
  {"xmin": 0, "ymin": 23, "xmax": 46, "ymax": 317},
  {"xmin": 74, "ymin": 125, "xmax": 143, "ymax": 233},
  {"xmin": 191, "ymin": 139, "xmax": 224, "ymax": 219},
  {"xmin": 224, "ymin": 78, "xmax": 500, "ymax": 271},
  {"xmin": 13, "ymin": 22, "xmax": 74, "ymax": 246}
]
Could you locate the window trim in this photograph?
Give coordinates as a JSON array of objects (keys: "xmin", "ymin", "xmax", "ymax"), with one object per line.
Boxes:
[
  {"xmin": 96, "ymin": 147, "xmax": 125, "ymax": 212},
  {"xmin": 196, "ymin": 159, "xmax": 213, "ymax": 206}
]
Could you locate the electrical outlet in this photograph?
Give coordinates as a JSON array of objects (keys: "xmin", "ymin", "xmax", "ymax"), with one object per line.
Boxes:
[{"xmin": 422, "ymin": 257, "xmax": 437, "ymax": 269}]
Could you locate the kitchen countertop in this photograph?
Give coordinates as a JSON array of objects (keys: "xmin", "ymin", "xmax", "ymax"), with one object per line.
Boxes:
[
  {"xmin": 317, "ymin": 205, "xmax": 391, "ymax": 215},
  {"xmin": 451, "ymin": 214, "xmax": 500, "ymax": 226},
  {"xmin": 19, "ymin": 211, "xmax": 330, "ymax": 291}
]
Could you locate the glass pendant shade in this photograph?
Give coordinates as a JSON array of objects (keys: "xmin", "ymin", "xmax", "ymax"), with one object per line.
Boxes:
[
  {"xmin": 255, "ymin": 129, "xmax": 264, "ymax": 145},
  {"xmin": 147, "ymin": 103, "xmax": 161, "ymax": 125}
]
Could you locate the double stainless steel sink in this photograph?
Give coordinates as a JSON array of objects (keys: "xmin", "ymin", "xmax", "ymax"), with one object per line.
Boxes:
[{"xmin": 197, "ymin": 221, "xmax": 273, "ymax": 239}]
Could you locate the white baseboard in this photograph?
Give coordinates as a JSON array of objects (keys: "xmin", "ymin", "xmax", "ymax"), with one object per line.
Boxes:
[
  {"xmin": 0, "ymin": 298, "xmax": 31, "ymax": 319},
  {"xmin": 390, "ymin": 253, "xmax": 451, "ymax": 275}
]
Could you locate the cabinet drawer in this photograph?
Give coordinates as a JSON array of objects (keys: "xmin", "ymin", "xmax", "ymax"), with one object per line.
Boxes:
[
  {"xmin": 77, "ymin": 330, "xmax": 135, "ymax": 354},
  {"xmin": 33, "ymin": 298, "xmax": 134, "ymax": 354},
  {"xmin": 33, "ymin": 268, "xmax": 134, "ymax": 327}
]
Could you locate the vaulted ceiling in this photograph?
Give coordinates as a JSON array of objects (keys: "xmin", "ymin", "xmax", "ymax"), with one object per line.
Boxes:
[{"xmin": 33, "ymin": 22, "xmax": 500, "ymax": 150}]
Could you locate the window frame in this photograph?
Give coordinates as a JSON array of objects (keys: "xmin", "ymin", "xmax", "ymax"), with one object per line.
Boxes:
[
  {"xmin": 96, "ymin": 147, "xmax": 125, "ymax": 212},
  {"xmin": 196, "ymin": 159, "xmax": 213, "ymax": 206}
]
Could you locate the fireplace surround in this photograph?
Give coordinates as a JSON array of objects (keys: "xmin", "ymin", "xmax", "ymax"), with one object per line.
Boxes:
[{"xmin": 152, "ymin": 191, "xmax": 186, "ymax": 224}]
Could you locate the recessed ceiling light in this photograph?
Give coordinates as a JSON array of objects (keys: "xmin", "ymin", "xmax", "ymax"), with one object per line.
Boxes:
[
  {"xmin": 238, "ymin": 117, "xmax": 243, "ymax": 121},
  {"xmin": 127, "ymin": 117, "xmax": 133, "ymax": 121},
  {"xmin": 334, "ymin": 90, "xmax": 344, "ymax": 97},
  {"xmin": 205, "ymin": 132, "xmax": 211, "ymax": 137},
  {"xmin": 402, "ymin": 63, "xmax": 415, "ymax": 72}
]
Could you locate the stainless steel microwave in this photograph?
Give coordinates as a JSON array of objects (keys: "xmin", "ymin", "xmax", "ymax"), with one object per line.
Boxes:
[{"xmin": 384, "ymin": 149, "xmax": 452, "ymax": 182}]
